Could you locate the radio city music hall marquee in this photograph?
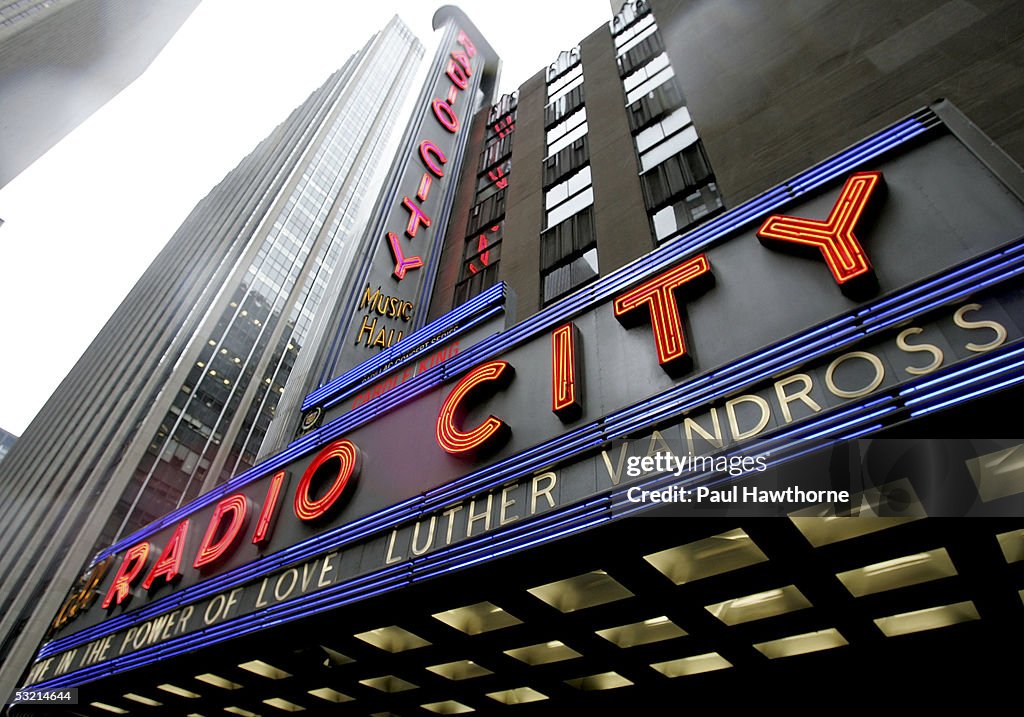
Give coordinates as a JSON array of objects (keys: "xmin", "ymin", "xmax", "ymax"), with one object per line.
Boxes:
[{"xmin": 24, "ymin": 106, "xmax": 1024, "ymax": 688}]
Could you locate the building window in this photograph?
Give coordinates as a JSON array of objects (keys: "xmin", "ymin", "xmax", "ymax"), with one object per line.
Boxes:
[
  {"xmin": 476, "ymin": 159, "xmax": 511, "ymax": 204},
  {"xmin": 637, "ymin": 116, "xmax": 699, "ymax": 172},
  {"xmin": 615, "ymin": 14, "xmax": 657, "ymax": 56},
  {"xmin": 454, "ymin": 222, "xmax": 503, "ymax": 305},
  {"xmin": 543, "ymin": 135, "xmax": 589, "ymax": 189},
  {"xmin": 623, "ymin": 53, "xmax": 674, "ymax": 104},
  {"xmin": 545, "ymin": 166, "xmax": 593, "ymax": 228},
  {"xmin": 546, "ymin": 108, "xmax": 588, "ymax": 153},
  {"xmin": 626, "ymin": 81, "xmax": 685, "ymax": 133},
  {"xmin": 650, "ymin": 183, "xmax": 724, "ymax": 242},
  {"xmin": 612, "ymin": 2, "xmax": 655, "ymax": 49},
  {"xmin": 545, "ymin": 84, "xmax": 586, "ymax": 129},
  {"xmin": 640, "ymin": 141, "xmax": 715, "ymax": 211},
  {"xmin": 540, "ymin": 207, "xmax": 598, "ymax": 305},
  {"xmin": 548, "ymin": 55, "xmax": 583, "ymax": 101},
  {"xmin": 617, "ymin": 32, "xmax": 665, "ymax": 76},
  {"xmin": 479, "ymin": 133, "xmax": 514, "ymax": 173}
]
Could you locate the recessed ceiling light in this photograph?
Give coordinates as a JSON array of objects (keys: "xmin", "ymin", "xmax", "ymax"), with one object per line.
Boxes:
[
  {"xmin": 90, "ymin": 703, "xmax": 128, "ymax": 714},
  {"xmin": 124, "ymin": 693, "xmax": 162, "ymax": 707},
  {"xmin": 595, "ymin": 616, "xmax": 686, "ymax": 647},
  {"xmin": 238, "ymin": 660, "xmax": 291, "ymax": 679},
  {"xmin": 527, "ymin": 570, "xmax": 633, "ymax": 612},
  {"xmin": 195, "ymin": 673, "xmax": 241, "ymax": 690},
  {"xmin": 650, "ymin": 652, "xmax": 732, "ymax": 677},
  {"xmin": 426, "ymin": 660, "xmax": 493, "ymax": 680},
  {"xmin": 504, "ymin": 640, "xmax": 581, "ymax": 665},
  {"xmin": 421, "ymin": 700, "xmax": 475, "ymax": 714},
  {"xmin": 353, "ymin": 625, "xmax": 430, "ymax": 652},
  {"xmin": 431, "ymin": 601, "xmax": 522, "ymax": 634},
  {"xmin": 485, "ymin": 687, "xmax": 548, "ymax": 704},
  {"xmin": 307, "ymin": 688, "xmax": 352, "ymax": 703},
  {"xmin": 262, "ymin": 698, "xmax": 304, "ymax": 712},
  {"xmin": 644, "ymin": 528, "xmax": 767, "ymax": 584},
  {"xmin": 358, "ymin": 675, "xmax": 417, "ymax": 692},
  {"xmin": 874, "ymin": 601, "xmax": 980, "ymax": 637},
  {"xmin": 157, "ymin": 683, "xmax": 200, "ymax": 698},
  {"xmin": 705, "ymin": 585, "xmax": 811, "ymax": 625},
  {"xmin": 754, "ymin": 628, "xmax": 848, "ymax": 659},
  {"xmin": 836, "ymin": 548, "xmax": 957, "ymax": 596},
  {"xmin": 564, "ymin": 672, "xmax": 633, "ymax": 690},
  {"xmin": 224, "ymin": 707, "xmax": 259, "ymax": 717},
  {"xmin": 997, "ymin": 529, "xmax": 1023, "ymax": 563}
]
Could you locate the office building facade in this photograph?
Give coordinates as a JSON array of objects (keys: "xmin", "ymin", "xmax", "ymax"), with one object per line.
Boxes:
[
  {"xmin": 0, "ymin": 0, "xmax": 202, "ymax": 189},
  {"xmin": 0, "ymin": 427, "xmax": 16, "ymax": 464},
  {"xmin": 0, "ymin": 15, "xmax": 423, "ymax": 700},
  {"xmin": 12, "ymin": 1, "xmax": 1024, "ymax": 713}
]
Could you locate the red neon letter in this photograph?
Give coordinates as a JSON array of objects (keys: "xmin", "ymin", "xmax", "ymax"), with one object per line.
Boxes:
[
  {"xmin": 436, "ymin": 360, "xmax": 515, "ymax": 457},
  {"xmin": 432, "ymin": 99, "xmax": 459, "ymax": 133},
  {"xmin": 551, "ymin": 323, "xmax": 583, "ymax": 422},
  {"xmin": 387, "ymin": 231, "xmax": 423, "ymax": 280},
  {"xmin": 101, "ymin": 542, "xmax": 150, "ymax": 609},
  {"xmin": 193, "ymin": 494, "xmax": 249, "ymax": 571},
  {"xmin": 417, "ymin": 173, "xmax": 432, "ymax": 202},
  {"xmin": 294, "ymin": 439, "xmax": 361, "ymax": 522},
  {"xmin": 419, "ymin": 140, "xmax": 447, "ymax": 178},
  {"xmin": 447, "ymin": 57, "xmax": 468, "ymax": 90},
  {"xmin": 757, "ymin": 171, "xmax": 885, "ymax": 298},
  {"xmin": 613, "ymin": 254, "xmax": 714, "ymax": 376},
  {"xmin": 457, "ymin": 30, "xmax": 476, "ymax": 58},
  {"xmin": 402, "ymin": 196, "xmax": 431, "ymax": 238},
  {"xmin": 141, "ymin": 520, "xmax": 189, "ymax": 591},
  {"xmin": 252, "ymin": 471, "xmax": 288, "ymax": 546}
]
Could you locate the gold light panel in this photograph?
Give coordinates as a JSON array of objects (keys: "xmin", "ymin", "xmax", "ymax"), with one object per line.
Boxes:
[
  {"xmin": 504, "ymin": 640, "xmax": 581, "ymax": 665},
  {"xmin": 90, "ymin": 704, "xmax": 128, "ymax": 715},
  {"xmin": 157, "ymin": 683, "xmax": 200, "ymax": 698},
  {"xmin": 754, "ymin": 628, "xmax": 848, "ymax": 659},
  {"xmin": 238, "ymin": 660, "xmax": 291, "ymax": 679},
  {"xmin": 874, "ymin": 601, "xmax": 980, "ymax": 637},
  {"xmin": 224, "ymin": 708, "xmax": 259, "ymax": 717},
  {"xmin": 421, "ymin": 700, "xmax": 475, "ymax": 714},
  {"xmin": 307, "ymin": 688, "xmax": 352, "ymax": 703},
  {"xmin": 353, "ymin": 626, "xmax": 431, "ymax": 652},
  {"xmin": 997, "ymin": 529, "xmax": 1023, "ymax": 563},
  {"xmin": 123, "ymin": 693, "xmax": 162, "ymax": 707},
  {"xmin": 789, "ymin": 479, "xmax": 925, "ymax": 547},
  {"xmin": 431, "ymin": 601, "xmax": 522, "ymax": 634},
  {"xmin": 965, "ymin": 445, "xmax": 1024, "ymax": 501},
  {"xmin": 705, "ymin": 585, "xmax": 811, "ymax": 625},
  {"xmin": 836, "ymin": 548, "xmax": 957, "ymax": 596},
  {"xmin": 359, "ymin": 675, "xmax": 418, "ymax": 693},
  {"xmin": 485, "ymin": 687, "xmax": 548, "ymax": 704},
  {"xmin": 564, "ymin": 672, "xmax": 633, "ymax": 690},
  {"xmin": 643, "ymin": 528, "xmax": 767, "ymax": 584},
  {"xmin": 195, "ymin": 673, "xmax": 241, "ymax": 690},
  {"xmin": 320, "ymin": 645, "xmax": 354, "ymax": 666},
  {"xmin": 426, "ymin": 660, "xmax": 493, "ymax": 680},
  {"xmin": 527, "ymin": 570, "xmax": 633, "ymax": 612},
  {"xmin": 595, "ymin": 615, "xmax": 686, "ymax": 647},
  {"xmin": 650, "ymin": 652, "xmax": 732, "ymax": 677},
  {"xmin": 263, "ymin": 698, "xmax": 304, "ymax": 712}
]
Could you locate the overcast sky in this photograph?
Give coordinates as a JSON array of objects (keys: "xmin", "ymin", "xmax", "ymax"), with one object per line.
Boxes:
[{"xmin": 0, "ymin": 1, "xmax": 612, "ymax": 435}]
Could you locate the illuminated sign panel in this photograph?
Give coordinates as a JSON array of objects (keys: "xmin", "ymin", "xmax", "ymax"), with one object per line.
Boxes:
[
  {"xmin": 332, "ymin": 12, "xmax": 500, "ymax": 368},
  {"xmin": 26, "ymin": 107, "xmax": 1024, "ymax": 689}
]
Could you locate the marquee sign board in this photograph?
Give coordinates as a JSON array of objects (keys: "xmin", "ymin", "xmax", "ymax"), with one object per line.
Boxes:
[
  {"xmin": 26, "ymin": 104, "xmax": 1024, "ymax": 689},
  {"xmin": 325, "ymin": 7, "xmax": 501, "ymax": 376}
]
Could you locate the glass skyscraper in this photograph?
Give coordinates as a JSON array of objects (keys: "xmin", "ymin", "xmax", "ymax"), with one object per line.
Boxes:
[{"xmin": 0, "ymin": 15, "xmax": 422, "ymax": 697}]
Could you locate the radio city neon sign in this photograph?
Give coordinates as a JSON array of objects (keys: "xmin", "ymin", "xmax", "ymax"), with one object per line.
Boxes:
[
  {"xmin": 85, "ymin": 171, "xmax": 895, "ymax": 615},
  {"xmin": 387, "ymin": 30, "xmax": 477, "ymax": 282}
]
